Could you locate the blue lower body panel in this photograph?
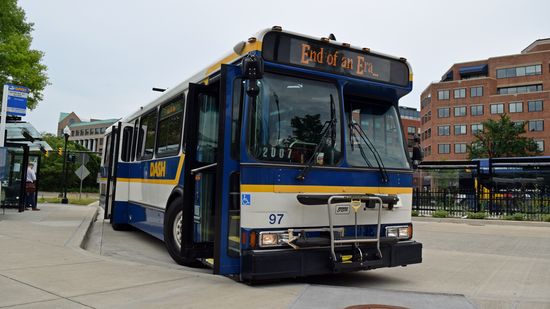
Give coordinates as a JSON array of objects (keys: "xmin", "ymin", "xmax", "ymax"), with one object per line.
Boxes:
[{"xmin": 113, "ymin": 201, "xmax": 165, "ymax": 241}]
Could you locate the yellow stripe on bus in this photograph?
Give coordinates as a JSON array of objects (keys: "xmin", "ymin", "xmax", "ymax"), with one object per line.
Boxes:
[
  {"xmin": 117, "ymin": 155, "xmax": 185, "ymax": 186},
  {"xmin": 205, "ymin": 40, "xmax": 262, "ymax": 76},
  {"xmin": 240, "ymin": 184, "xmax": 412, "ymax": 195}
]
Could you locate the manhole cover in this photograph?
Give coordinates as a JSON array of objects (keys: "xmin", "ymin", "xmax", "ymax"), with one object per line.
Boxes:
[{"xmin": 345, "ymin": 305, "xmax": 409, "ymax": 309}]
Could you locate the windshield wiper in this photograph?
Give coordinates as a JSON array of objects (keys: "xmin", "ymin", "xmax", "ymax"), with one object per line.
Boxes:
[
  {"xmin": 296, "ymin": 95, "xmax": 336, "ymax": 181},
  {"xmin": 350, "ymin": 122, "xmax": 389, "ymax": 183},
  {"xmin": 273, "ymin": 91, "xmax": 282, "ymax": 143},
  {"xmin": 349, "ymin": 127, "xmax": 373, "ymax": 168}
]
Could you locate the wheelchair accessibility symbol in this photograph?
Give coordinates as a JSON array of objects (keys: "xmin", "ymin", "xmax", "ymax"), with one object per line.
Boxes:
[{"xmin": 241, "ymin": 194, "xmax": 251, "ymax": 207}]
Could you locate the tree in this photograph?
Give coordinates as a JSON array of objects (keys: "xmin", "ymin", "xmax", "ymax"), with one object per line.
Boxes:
[
  {"xmin": 467, "ymin": 114, "xmax": 542, "ymax": 159},
  {"xmin": 0, "ymin": 0, "xmax": 49, "ymax": 109}
]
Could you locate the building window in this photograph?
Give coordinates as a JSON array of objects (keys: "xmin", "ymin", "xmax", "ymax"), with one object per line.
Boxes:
[
  {"xmin": 438, "ymin": 144, "xmax": 450, "ymax": 154},
  {"xmin": 421, "ymin": 95, "xmax": 431, "ymax": 108},
  {"xmin": 438, "ymin": 125, "xmax": 450, "ymax": 136},
  {"xmin": 424, "ymin": 145, "xmax": 432, "ymax": 156},
  {"xmin": 496, "ymin": 64, "xmax": 542, "ymax": 79},
  {"xmin": 422, "ymin": 128, "xmax": 432, "ymax": 141},
  {"xmin": 407, "ymin": 126, "xmax": 416, "ymax": 134},
  {"xmin": 471, "ymin": 123, "xmax": 483, "ymax": 134},
  {"xmin": 421, "ymin": 110, "xmax": 432, "ymax": 124},
  {"xmin": 438, "ymin": 108, "xmax": 450, "ymax": 118},
  {"xmin": 513, "ymin": 120, "xmax": 525, "ymax": 129},
  {"xmin": 490, "ymin": 103, "xmax": 504, "ymax": 114},
  {"xmin": 528, "ymin": 100, "xmax": 543, "ymax": 112},
  {"xmin": 438, "ymin": 90, "xmax": 450, "ymax": 100},
  {"xmin": 528, "ymin": 120, "xmax": 544, "ymax": 132},
  {"xmin": 497, "ymin": 84, "xmax": 542, "ymax": 95},
  {"xmin": 535, "ymin": 140, "xmax": 544, "ymax": 152},
  {"xmin": 454, "ymin": 124, "xmax": 467, "ymax": 135},
  {"xmin": 509, "ymin": 102, "xmax": 523, "ymax": 113},
  {"xmin": 471, "ymin": 105, "xmax": 484, "ymax": 116},
  {"xmin": 470, "ymin": 86, "xmax": 483, "ymax": 97},
  {"xmin": 454, "ymin": 88, "xmax": 466, "ymax": 99},
  {"xmin": 455, "ymin": 143, "xmax": 467, "ymax": 154},
  {"xmin": 454, "ymin": 106, "xmax": 466, "ymax": 117}
]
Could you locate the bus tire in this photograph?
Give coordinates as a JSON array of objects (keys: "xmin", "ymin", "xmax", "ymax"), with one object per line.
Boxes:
[{"xmin": 164, "ymin": 197, "xmax": 202, "ymax": 267}]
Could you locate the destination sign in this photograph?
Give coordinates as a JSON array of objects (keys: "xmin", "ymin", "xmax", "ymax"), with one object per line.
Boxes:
[{"xmin": 262, "ymin": 32, "xmax": 409, "ymax": 86}]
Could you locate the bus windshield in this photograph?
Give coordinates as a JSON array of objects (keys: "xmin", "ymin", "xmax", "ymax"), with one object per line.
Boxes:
[
  {"xmin": 248, "ymin": 73, "xmax": 342, "ymax": 165},
  {"xmin": 345, "ymin": 97, "xmax": 410, "ymax": 169}
]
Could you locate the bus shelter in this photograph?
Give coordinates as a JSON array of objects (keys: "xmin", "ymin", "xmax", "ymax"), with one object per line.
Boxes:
[{"xmin": 0, "ymin": 121, "xmax": 51, "ymax": 213}]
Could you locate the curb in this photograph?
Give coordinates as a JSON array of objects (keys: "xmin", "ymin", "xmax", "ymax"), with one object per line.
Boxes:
[
  {"xmin": 413, "ymin": 216, "xmax": 550, "ymax": 228},
  {"xmin": 65, "ymin": 205, "xmax": 100, "ymax": 249}
]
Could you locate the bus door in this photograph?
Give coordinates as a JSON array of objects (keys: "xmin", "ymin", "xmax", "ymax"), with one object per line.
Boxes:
[
  {"xmin": 181, "ymin": 82, "xmax": 220, "ymax": 260},
  {"xmin": 182, "ymin": 65, "xmax": 242, "ymax": 275},
  {"xmin": 103, "ymin": 123, "xmax": 127, "ymax": 220},
  {"xmin": 102, "ymin": 126, "xmax": 117, "ymax": 219},
  {"xmin": 214, "ymin": 64, "xmax": 242, "ymax": 275}
]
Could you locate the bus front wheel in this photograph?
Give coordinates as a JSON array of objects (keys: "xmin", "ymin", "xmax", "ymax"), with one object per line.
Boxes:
[{"xmin": 164, "ymin": 197, "xmax": 202, "ymax": 267}]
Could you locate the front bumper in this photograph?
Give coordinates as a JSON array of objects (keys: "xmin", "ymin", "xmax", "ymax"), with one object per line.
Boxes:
[{"xmin": 241, "ymin": 240, "xmax": 422, "ymax": 281}]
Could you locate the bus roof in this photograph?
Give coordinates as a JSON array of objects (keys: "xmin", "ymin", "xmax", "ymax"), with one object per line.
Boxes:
[{"xmin": 121, "ymin": 27, "xmax": 412, "ymax": 124}]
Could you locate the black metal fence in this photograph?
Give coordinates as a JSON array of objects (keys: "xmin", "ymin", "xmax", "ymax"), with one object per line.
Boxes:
[{"xmin": 413, "ymin": 188, "xmax": 550, "ymax": 221}]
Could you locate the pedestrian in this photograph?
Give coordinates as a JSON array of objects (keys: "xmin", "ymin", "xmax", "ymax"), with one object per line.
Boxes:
[{"xmin": 25, "ymin": 162, "xmax": 39, "ymax": 211}]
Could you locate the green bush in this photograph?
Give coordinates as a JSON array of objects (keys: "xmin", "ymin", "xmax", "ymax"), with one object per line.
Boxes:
[
  {"xmin": 411, "ymin": 210, "xmax": 419, "ymax": 217},
  {"xmin": 541, "ymin": 214, "xmax": 550, "ymax": 222},
  {"xmin": 433, "ymin": 210, "xmax": 449, "ymax": 218},
  {"xmin": 467, "ymin": 212, "xmax": 487, "ymax": 219},
  {"xmin": 504, "ymin": 213, "xmax": 525, "ymax": 221}
]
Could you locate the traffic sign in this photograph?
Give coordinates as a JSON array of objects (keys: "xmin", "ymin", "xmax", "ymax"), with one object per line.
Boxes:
[{"xmin": 74, "ymin": 165, "xmax": 90, "ymax": 180}]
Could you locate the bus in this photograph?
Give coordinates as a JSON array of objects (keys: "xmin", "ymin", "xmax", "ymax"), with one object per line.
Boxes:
[{"xmin": 100, "ymin": 27, "xmax": 422, "ymax": 281}]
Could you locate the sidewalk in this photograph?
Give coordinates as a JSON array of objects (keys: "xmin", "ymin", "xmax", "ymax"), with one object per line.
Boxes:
[{"xmin": 0, "ymin": 204, "xmax": 302, "ymax": 308}]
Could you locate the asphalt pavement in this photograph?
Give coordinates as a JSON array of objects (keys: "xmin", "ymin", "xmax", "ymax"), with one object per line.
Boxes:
[{"xmin": 1, "ymin": 204, "xmax": 549, "ymax": 308}]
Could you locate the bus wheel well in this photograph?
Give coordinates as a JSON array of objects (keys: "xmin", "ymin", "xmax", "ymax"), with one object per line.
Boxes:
[{"xmin": 166, "ymin": 191, "xmax": 182, "ymax": 211}]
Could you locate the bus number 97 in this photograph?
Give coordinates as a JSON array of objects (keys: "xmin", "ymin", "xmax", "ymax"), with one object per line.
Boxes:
[{"xmin": 268, "ymin": 213, "xmax": 284, "ymax": 224}]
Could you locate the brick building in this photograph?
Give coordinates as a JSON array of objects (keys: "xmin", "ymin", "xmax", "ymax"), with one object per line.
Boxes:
[
  {"xmin": 58, "ymin": 112, "xmax": 118, "ymax": 154},
  {"xmin": 420, "ymin": 38, "xmax": 550, "ymax": 160}
]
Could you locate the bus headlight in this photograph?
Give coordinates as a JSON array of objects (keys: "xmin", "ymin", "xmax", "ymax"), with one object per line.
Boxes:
[
  {"xmin": 259, "ymin": 231, "xmax": 289, "ymax": 247},
  {"xmin": 385, "ymin": 225, "xmax": 411, "ymax": 240}
]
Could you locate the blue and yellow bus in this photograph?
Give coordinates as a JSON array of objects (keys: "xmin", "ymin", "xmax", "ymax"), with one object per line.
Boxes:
[{"xmin": 100, "ymin": 27, "xmax": 422, "ymax": 281}]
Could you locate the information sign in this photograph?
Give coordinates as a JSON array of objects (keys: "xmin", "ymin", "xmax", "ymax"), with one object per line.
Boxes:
[{"xmin": 5, "ymin": 84, "xmax": 29, "ymax": 116}]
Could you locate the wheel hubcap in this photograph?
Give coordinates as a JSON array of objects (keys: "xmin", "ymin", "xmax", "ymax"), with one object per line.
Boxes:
[{"xmin": 173, "ymin": 211, "xmax": 183, "ymax": 250}]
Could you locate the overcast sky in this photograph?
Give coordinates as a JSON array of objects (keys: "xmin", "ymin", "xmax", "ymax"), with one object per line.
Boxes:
[{"xmin": 19, "ymin": 0, "xmax": 550, "ymax": 134}]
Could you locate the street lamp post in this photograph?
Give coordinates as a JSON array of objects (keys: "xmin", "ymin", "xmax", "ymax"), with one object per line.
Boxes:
[{"xmin": 61, "ymin": 126, "xmax": 71, "ymax": 204}]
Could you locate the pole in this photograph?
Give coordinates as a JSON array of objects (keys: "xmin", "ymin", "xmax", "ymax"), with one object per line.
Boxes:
[
  {"xmin": 0, "ymin": 85, "xmax": 8, "ymax": 147},
  {"xmin": 79, "ymin": 176, "xmax": 83, "ymax": 200},
  {"xmin": 61, "ymin": 134, "xmax": 69, "ymax": 204}
]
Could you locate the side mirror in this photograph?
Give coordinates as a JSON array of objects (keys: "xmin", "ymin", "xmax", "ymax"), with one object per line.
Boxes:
[
  {"xmin": 241, "ymin": 52, "xmax": 263, "ymax": 96},
  {"xmin": 412, "ymin": 146, "xmax": 423, "ymax": 162}
]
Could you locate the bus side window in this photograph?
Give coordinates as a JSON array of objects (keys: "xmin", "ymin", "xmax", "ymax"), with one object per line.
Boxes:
[
  {"xmin": 130, "ymin": 119, "xmax": 139, "ymax": 161},
  {"xmin": 156, "ymin": 98, "xmax": 184, "ymax": 157},
  {"xmin": 104, "ymin": 134, "xmax": 112, "ymax": 167},
  {"xmin": 120, "ymin": 127, "xmax": 133, "ymax": 162},
  {"xmin": 138, "ymin": 110, "xmax": 158, "ymax": 160}
]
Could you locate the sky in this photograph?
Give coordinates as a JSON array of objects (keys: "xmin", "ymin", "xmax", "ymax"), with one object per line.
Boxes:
[{"xmin": 18, "ymin": 0, "xmax": 550, "ymax": 134}]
